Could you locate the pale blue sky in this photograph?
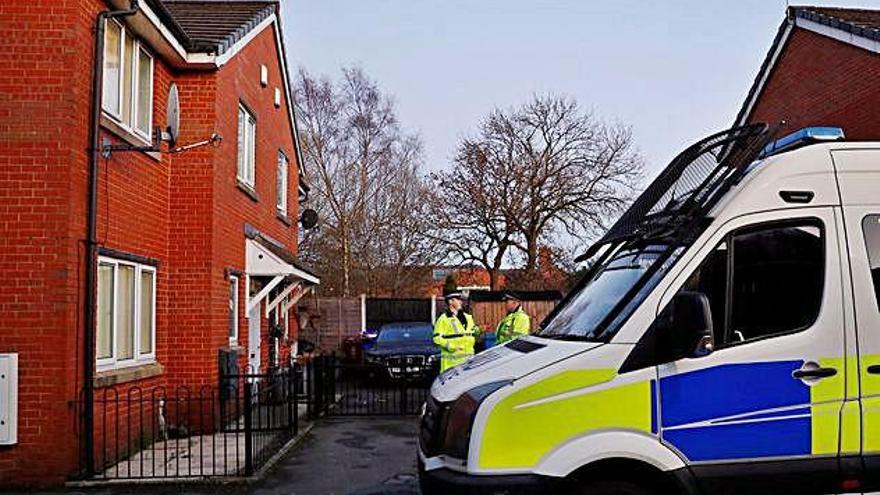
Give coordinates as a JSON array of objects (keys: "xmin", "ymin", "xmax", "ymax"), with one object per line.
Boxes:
[{"xmin": 283, "ymin": 0, "xmax": 880, "ymax": 175}]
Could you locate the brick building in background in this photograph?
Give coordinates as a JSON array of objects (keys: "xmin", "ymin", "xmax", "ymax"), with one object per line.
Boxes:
[
  {"xmin": 0, "ymin": 0, "xmax": 318, "ymax": 487},
  {"xmin": 737, "ymin": 6, "xmax": 880, "ymax": 136}
]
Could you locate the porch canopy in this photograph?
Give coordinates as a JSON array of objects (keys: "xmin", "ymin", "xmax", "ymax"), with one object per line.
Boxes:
[{"xmin": 244, "ymin": 226, "xmax": 319, "ymax": 317}]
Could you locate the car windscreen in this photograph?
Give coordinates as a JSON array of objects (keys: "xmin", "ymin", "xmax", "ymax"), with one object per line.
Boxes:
[
  {"xmin": 540, "ymin": 244, "xmax": 680, "ymax": 341},
  {"xmin": 378, "ymin": 325, "xmax": 433, "ymax": 343}
]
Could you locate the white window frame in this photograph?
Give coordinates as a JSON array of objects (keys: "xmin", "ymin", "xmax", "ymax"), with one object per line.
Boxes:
[
  {"xmin": 277, "ymin": 150, "xmax": 288, "ymax": 215},
  {"xmin": 229, "ymin": 275, "xmax": 240, "ymax": 345},
  {"xmin": 102, "ymin": 19, "xmax": 154, "ymax": 141},
  {"xmin": 237, "ymin": 104, "xmax": 257, "ymax": 188},
  {"xmin": 96, "ymin": 256, "xmax": 157, "ymax": 371}
]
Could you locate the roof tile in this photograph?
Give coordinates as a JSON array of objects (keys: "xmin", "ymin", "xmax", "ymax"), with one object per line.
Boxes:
[{"xmin": 162, "ymin": 0, "xmax": 277, "ymax": 54}]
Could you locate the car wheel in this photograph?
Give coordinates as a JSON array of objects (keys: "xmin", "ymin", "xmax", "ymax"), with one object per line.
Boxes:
[{"xmin": 575, "ymin": 480, "xmax": 655, "ymax": 495}]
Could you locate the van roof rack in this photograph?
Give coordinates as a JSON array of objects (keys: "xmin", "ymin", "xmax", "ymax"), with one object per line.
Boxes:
[{"xmin": 576, "ymin": 123, "xmax": 776, "ymax": 262}]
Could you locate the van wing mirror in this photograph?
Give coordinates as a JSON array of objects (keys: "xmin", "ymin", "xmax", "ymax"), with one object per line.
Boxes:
[{"xmin": 661, "ymin": 291, "xmax": 714, "ymax": 359}]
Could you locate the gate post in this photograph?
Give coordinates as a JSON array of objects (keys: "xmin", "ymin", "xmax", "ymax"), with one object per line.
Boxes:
[
  {"xmin": 314, "ymin": 356, "xmax": 324, "ymax": 416},
  {"xmin": 243, "ymin": 383, "xmax": 254, "ymax": 476},
  {"xmin": 287, "ymin": 368, "xmax": 295, "ymax": 432}
]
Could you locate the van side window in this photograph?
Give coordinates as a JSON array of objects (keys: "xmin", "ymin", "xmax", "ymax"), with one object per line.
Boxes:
[
  {"xmin": 730, "ymin": 224, "xmax": 823, "ymax": 342},
  {"xmin": 863, "ymin": 215, "xmax": 880, "ymax": 310},
  {"xmin": 679, "ymin": 221, "xmax": 824, "ymax": 347}
]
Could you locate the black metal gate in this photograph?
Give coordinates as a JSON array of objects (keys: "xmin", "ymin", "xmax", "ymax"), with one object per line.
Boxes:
[{"xmin": 308, "ymin": 356, "xmax": 429, "ymax": 417}]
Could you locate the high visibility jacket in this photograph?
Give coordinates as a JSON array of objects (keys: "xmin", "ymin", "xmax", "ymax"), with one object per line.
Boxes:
[
  {"xmin": 495, "ymin": 307, "xmax": 531, "ymax": 345},
  {"xmin": 433, "ymin": 311, "xmax": 478, "ymax": 372}
]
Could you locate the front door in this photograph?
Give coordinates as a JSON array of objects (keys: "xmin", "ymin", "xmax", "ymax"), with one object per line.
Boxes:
[
  {"xmin": 248, "ymin": 304, "xmax": 261, "ymax": 373},
  {"xmin": 656, "ymin": 209, "xmax": 847, "ymax": 494}
]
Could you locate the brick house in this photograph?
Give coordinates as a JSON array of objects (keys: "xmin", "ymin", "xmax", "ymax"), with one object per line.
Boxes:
[
  {"xmin": 736, "ymin": 6, "xmax": 880, "ymax": 136},
  {"xmin": 0, "ymin": 0, "xmax": 317, "ymax": 487}
]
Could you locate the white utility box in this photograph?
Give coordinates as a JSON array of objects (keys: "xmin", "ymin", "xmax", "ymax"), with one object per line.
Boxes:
[{"xmin": 0, "ymin": 354, "xmax": 18, "ymax": 445}]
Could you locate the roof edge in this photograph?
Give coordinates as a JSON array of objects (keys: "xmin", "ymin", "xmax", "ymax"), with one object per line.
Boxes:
[{"xmin": 735, "ymin": 6, "xmax": 880, "ymax": 128}]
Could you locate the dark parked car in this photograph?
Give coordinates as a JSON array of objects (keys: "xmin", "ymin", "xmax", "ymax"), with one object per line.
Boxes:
[{"xmin": 364, "ymin": 322, "xmax": 440, "ymax": 380}]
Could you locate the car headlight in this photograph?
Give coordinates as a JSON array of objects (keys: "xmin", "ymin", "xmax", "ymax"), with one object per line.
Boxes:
[
  {"xmin": 427, "ymin": 354, "xmax": 439, "ymax": 364},
  {"xmin": 364, "ymin": 354, "xmax": 381, "ymax": 364},
  {"xmin": 442, "ymin": 380, "xmax": 511, "ymax": 459}
]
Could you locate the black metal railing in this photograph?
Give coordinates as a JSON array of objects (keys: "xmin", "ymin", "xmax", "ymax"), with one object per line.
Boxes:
[
  {"xmin": 77, "ymin": 365, "xmax": 304, "ymax": 480},
  {"xmin": 76, "ymin": 354, "xmax": 428, "ymax": 481}
]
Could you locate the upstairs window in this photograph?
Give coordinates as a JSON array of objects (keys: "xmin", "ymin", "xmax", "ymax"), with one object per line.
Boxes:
[
  {"xmin": 102, "ymin": 20, "xmax": 154, "ymax": 138},
  {"xmin": 864, "ymin": 215, "xmax": 880, "ymax": 311},
  {"xmin": 237, "ymin": 104, "xmax": 257, "ymax": 188},
  {"xmin": 96, "ymin": 257, "xmax": 156, "ymax": 370},
  {"xmin": 277, "ymin": 151, "xmax": 289, "ymax": 215}
]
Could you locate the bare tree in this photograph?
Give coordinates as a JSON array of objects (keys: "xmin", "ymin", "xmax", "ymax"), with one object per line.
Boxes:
[
  {"xmin": 433, "ymin": 94, "xmax": 643, "ymax": 285},
  {"xmin": 295, "ymin": 67, "xmax": 437, "ymax": 296},
  {"xmin": 428, "ymin": 143, "xmax": 517, "ymax": 290}
]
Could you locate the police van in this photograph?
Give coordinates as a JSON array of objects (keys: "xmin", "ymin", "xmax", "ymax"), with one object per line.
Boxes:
[{"xmin": 418, "ymin": 124, "xmax": 880, "ymax": 495}]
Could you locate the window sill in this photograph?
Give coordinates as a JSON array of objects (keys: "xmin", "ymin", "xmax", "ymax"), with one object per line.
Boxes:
[
  {"xmin": 237, "ymin": 181, "xmax": 259, "ymax": 203},
  {"xmin": 100, "ymin": 114, "xmax": 160, "ymax": 162},
  {"xmin": 95, "ymin": 361, "xmax": 163, "ymax": 388},
  {"xmin": 276, "ymin": 212, "xmax": 292, "ymax": 226}
]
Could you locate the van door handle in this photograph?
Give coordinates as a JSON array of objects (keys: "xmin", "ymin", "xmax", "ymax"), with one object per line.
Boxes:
[
  {"xmin": 792, "ymin": 367, "xmax": 838, "ymax": 379},
  {"xmin": 868, "ymin": 365, "xmax": 880, "ymax": 375}
]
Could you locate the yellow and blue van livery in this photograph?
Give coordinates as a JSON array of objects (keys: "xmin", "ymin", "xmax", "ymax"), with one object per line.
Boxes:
[{"xmin": 419, "ymin": 126, "xmax": 880, "ymax": 495}]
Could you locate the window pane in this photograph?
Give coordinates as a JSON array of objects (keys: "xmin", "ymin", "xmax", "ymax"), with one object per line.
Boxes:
[
  {"xmin": 730, "ymin": 223, "xmax": 824, "ymax": 342},
  {"xmin": 97, "ymin": 264, "xmax": 114, "ymax": 360},
  {"xmin": 136, "ymin": 47, "xmax": 152, "ymax": 134},
  {"xmin": 139, "ymin": 271, "xmax": 154, "ymax": 355},
  {"xmin": 277, "ymin": 152, "xmax": 287, "ymax": 213},
  {"xmin": 122, "ymin": 34, "xmax": 135, "ymax": 126},
  {"xmin": 237, "ymin": 108, "xmax": 246, "ymax": 181},
  {"xmin": 102, "ymin": 22, "xmax": 121, "ymax": 115},
  {"xmin": 229, "ymin": 278, "xmax": 238, "ymax": 339},
  {"xmin": 682, "ymin": 242, "xmax": 729, "ymax": 344},
  {"xmin": 116, "ymin": 265, "xmax": 135, "ymax": 361},
  {"xmin": 247, "ymin": 117, "xmax": 256, "ymax": 185},
  {"xmin": 863, "ymin": 215, "xmax": 880, "ymax": 310}
]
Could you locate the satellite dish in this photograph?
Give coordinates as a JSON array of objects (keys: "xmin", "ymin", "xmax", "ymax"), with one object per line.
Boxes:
[
  {"xmin": 164, "ymin": 83, "xmax": 180, "ymax": 147},
  {"xmin": 300, "ymin": 209, "xmax": 319, "ymax": 230}
]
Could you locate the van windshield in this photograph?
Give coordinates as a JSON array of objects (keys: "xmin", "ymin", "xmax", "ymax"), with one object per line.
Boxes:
[{"xmin": 540, "ymin": 244, "xmax": 679, "ymax": 341}]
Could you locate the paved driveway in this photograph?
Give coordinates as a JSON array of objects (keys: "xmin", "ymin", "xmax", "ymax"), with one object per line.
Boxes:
[{"xmin": 254, "ymin": 417, "xmax": 420, "ymax": 495}]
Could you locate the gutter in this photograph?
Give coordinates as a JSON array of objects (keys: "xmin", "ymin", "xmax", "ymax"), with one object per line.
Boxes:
[{"xmin": 83, "ymin": 0, "xmax": 141, "ymax": 478}]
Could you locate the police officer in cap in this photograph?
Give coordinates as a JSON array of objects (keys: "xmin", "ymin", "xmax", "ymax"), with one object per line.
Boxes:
[
  {"xmin": 433, "ymin": 288, "xmax": 478, "ymax": 372},
  {"xmin": 495, "ymin": 291, "xmax": 531, "ymax": 345}
]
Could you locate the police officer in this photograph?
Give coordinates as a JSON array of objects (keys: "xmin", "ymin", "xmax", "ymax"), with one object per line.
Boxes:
[
  {"xmin": 495, "ymin": 291, "xmax": 531, "ymax": 345},
  {"xmin": 433, "ymin": 289, "xmax": 478, "ymax": 372}
]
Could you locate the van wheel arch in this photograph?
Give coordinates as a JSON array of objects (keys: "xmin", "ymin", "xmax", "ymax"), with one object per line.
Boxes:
[{"xmin": 566, "ymin": 458, "xmax": 697, "ymax": 495}]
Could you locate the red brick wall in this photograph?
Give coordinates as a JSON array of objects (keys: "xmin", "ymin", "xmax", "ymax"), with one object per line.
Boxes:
[
  {"xmin": 747, "ymin": 27, "xmax": 880, "ymax": 138},
  {"xmin": 0, "ymin": 0, "xmax": 102, "ymax": 485},
  {"xmin": 0, "ymin": 1, "xmax": 302, "ymax": 486},
  {"xmin": 211, "ymin": 22, "xmax": 301, "ymax": 377}
]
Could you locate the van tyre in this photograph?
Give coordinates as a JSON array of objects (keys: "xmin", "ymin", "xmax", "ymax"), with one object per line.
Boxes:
[{"xmin": 577, "ymin": 480, "xmax": 654, "ymax": 495}]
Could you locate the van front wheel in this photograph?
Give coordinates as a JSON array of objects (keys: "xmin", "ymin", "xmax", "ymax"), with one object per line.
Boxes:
[{"xmin": 576, "ymin": 480, "xmax": 655, "ymax": 495}]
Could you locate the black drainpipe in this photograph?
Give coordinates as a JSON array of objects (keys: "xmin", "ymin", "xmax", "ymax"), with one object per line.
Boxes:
[{"xmin": 83, "ymin": 0, "xmax": 140, "ymax": 477}]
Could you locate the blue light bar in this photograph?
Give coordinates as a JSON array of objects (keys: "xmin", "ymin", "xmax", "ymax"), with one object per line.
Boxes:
[{"xmin": 760, "ymin": 127, "xmax": 845, "ymax": 158}]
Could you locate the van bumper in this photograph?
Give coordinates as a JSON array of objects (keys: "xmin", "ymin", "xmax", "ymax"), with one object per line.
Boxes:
[{"xmin": 418, "ymin": 459, "xmax": 560, "ymax": 495}]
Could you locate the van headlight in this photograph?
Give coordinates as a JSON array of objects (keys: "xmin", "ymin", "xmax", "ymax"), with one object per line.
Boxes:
[{"xmin": 442, "ymin": 380, "xmax": 511, "ymax": 459}]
